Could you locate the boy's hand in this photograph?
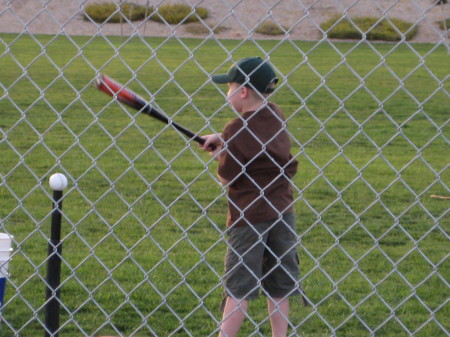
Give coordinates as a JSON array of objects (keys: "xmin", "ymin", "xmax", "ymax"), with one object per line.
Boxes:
[{"xmin": 199, "ymin": 133, "xmax": 223, "ymax": 159}]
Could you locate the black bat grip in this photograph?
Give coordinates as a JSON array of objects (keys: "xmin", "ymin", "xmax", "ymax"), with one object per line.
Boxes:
[{"xmin": 141, "ymin": 104, "xmax": 216, "ymax": 150}]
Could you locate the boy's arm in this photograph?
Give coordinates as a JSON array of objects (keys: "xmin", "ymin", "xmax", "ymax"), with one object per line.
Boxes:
[
  {"xmin": 199, "ymin": 134, "xmax": 231, "ymax": 185},
  {"xmin": 217, "ymin": 174, "xmax": 230, "ymax": 186},
  {"xmin": 198, "ymin": 133, "xmax": 223, "ymax": 158}
]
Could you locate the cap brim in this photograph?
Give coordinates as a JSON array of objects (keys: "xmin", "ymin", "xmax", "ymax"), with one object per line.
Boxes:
[{"xmin": 212, "ymin": 73, "xmax": 232, "ymax": 84}]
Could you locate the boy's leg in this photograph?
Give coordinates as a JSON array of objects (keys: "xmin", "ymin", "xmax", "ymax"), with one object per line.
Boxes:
[
  {"xmin": 267, "ymin": 297, "xmax": 289, "ymax": 337},
  {"xmin": 218, "ymin": 297, "xmax": 249, "ymax": 337},
  {"xmin": 220, "ymin": 224, "xmax": 269, "ymax": 337},
  {"xmin": 262, "ymin": 213, "xmax": 300, "ymax": 337}
]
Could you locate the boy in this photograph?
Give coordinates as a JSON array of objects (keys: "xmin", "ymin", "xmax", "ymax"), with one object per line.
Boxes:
[{"xmin": 199, "ymin": 57, "xmax": 300, "ymax": 337}]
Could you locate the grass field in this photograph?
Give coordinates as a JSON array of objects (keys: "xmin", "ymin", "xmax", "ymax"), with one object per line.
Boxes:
[{"xmin": 0, "ymin": 33, "xmax": 449, "ymax": 337}]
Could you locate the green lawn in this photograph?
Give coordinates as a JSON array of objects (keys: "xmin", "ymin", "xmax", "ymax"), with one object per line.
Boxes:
[{"xmin": 0, "ymin": 33, "xmax": 449, "ymax": 336}]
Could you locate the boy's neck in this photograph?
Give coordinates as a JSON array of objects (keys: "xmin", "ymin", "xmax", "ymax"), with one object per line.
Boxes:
[{"xmin": 241, "ymin": 97, "xmax": 267, "ymax": 114}]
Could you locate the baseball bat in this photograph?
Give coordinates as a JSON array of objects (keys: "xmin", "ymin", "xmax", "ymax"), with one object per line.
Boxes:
[
  {"xmin": 94, "ymin": 74, "xmax": 211, "ymax": 148},
  {"xmin": 430, "ymin": 195, "xmax": 450, "ymax": 200}
]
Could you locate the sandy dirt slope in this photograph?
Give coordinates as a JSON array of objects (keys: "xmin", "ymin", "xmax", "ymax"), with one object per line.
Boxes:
[{"xmin": 0, "ymin": 0, "xmax": 448, "ymax": 43}]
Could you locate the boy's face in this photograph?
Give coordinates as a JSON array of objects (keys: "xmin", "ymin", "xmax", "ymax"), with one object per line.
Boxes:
[{"xmin": 226, "ymin": 82, "xmax": 244, "ymax": 112}]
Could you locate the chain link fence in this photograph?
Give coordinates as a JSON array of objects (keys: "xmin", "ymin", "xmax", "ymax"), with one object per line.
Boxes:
[{"xmin": 0, "ymin": 0, "xmax": 449, "ymax": 336}]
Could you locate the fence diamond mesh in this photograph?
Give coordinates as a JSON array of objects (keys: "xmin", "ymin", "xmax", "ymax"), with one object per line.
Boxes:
[{"xmin": 0, "ymin": 0, "xmax": 449, "ymax": 336}]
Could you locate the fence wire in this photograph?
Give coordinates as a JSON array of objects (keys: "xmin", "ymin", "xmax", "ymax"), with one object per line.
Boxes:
[{"xmin": 0, "ymin": 0, "xmax": 449, "ymax": 336}]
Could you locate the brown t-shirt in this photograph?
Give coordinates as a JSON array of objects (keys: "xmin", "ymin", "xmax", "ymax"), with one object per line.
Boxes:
[{"xmin": 218, "ymin": 102, "xmax": 298, "ymax": 227}]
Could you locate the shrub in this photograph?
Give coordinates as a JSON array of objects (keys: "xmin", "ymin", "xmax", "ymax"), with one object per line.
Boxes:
[
  {"xmin": 151, "ymin": 4, "xmax": 208, "ymax": 25},
  {"xmin": 437, "ymin": 18, "xmax": 450, "ymax": 30},
  {"xmin": 184, "ymin": 23, "xmax": 227, "ymax": 35},
  {"xmin": 83, "ymin": 2, "xmax": 151, "ymax": 23},
  {"xmin": 320, "ymin": 16, "xmax": 418, "ymax": 41},
  {"xmin": 255, "ymin": 21, "xmax": 287, "ymax": 36}
]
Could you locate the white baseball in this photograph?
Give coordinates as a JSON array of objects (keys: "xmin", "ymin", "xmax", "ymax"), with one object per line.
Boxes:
[{"xmin": 49, "ymin": 173, "xmax": 68, "ymax": 191}]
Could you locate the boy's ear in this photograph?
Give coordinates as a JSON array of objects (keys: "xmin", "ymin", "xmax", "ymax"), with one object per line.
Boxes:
[{"xmin": 241, "ymin": 86, "xmax": 250, "ymax": 98}]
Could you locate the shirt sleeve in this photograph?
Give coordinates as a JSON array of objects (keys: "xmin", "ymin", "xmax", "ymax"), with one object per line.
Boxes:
[
  {"xmin": 217, "ymin": 120, "xmax": 247, "ymax": 184},
  {"xmin": 285, "ymin": 154, "xmax": 298, "ymax": 179}
]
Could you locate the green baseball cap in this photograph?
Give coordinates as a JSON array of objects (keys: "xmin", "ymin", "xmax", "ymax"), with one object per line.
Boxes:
[{"xmin": 212, "ymin": 57, "xmax": 278, "ymax": 94}]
